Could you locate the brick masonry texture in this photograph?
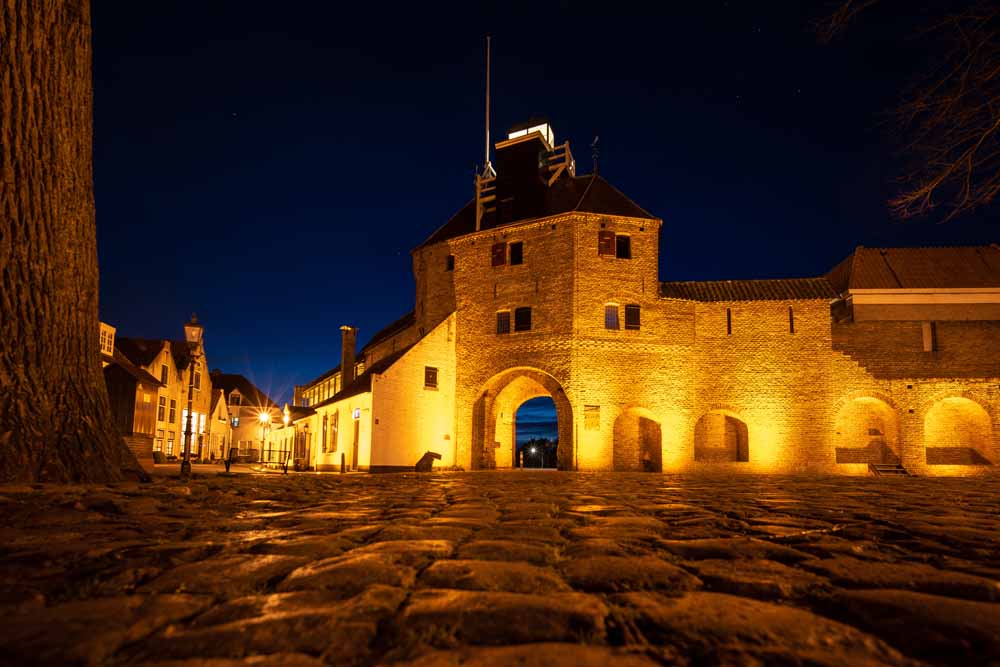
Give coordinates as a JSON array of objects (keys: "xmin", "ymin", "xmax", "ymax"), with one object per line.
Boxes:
[
  {"xmin": 2, "ymin": 469, "xmax": 999, "ymax": 666},
  {"xmin": 403, "ymin": 209, "xmax": 999, "ymax": 476}
]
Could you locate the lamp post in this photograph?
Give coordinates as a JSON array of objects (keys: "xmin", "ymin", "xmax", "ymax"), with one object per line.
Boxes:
[
  {"xmin": 259, "ymin": 411, "xmax": 271, "ymax": 463},
  {"xmin": 180, "ymin": 314, "xmax": 204, "ymax": 480},
  {"xmin": 530, "ymin": 446, "xmax": 538, "ymax": 469}
]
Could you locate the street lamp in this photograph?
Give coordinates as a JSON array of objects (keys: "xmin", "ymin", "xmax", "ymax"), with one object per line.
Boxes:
[
  {"xmin": 259, "ymin": 411, "xmax": 271, "ymax": 463},
  {"xmin": 530, "ymin": 446, "xmax": 538, "ymax": 469},
  {"xmin": 180, "ymin": 314, "xmax": 204, "ymax": 480}
]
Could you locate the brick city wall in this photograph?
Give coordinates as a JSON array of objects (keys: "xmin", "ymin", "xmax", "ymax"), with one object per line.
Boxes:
[{"xmin": 402, "ymin": 213, "xmax": 999, "ymax": 475}]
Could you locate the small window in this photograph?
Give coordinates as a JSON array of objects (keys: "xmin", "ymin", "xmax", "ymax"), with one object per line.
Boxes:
[
  {"xmin": 514, "ymin": 307, "xmax": 532, "ymax": 332},
  {"xmin": 169, "ymin": 399, "xmax": 177, "ymax": 423},
  {"xmin": 604, "ymin": 305, "xmax": 619, "ymax": 330},
  {"xmin": 158, "ymin": 396, "xmax": 166, "ymax": 421},
  {"xmin": 616, "ymin": 235, "xmax": 632, "ymax": 259},
  {"xmin": 598, "ymin": 230, "xmax": 615, "ymax": 255},
  {"xmin": 193, "ymin": 368, "xmax": 202, "ymax": 390},
  {"xmin": 167, "ymin": 431, "xmax": 175, "ymax": 455},
  {"xmin": 424, "ymin": 366, "xmax": 439, "ymax": 389},
  {"xmin": 491, "ymin": 242, "xmax": 507, "ymax": 267},
  {"xmin": 726, "ymin": 308, "xmax": 732, "ymax": 335},
  {"xmin": 154, "ymin": 429, "xmax": 164, "ymax": 452},
  {"xmin": 231, "ymin": 416, "xmax": 240, "ymax": 428},
  {"xmin": 788, "ymin": 306, "xmax": 795, "ymax": 334},
  {"xmin": 331, "ymin": 411, "xmax": 339, "ymax": 451},
  {"xmin": 496, "ymin": 311, "xmax": 511, "ymax": 335},
  {"xmin": 624, "ymin": 304, "xmax": 641, "ymax": 330},
  {"xmin": 446, "ymin": 255, "xmax": 455, "ymax": 271},
  {"xmin": 229, "ymin": 392, "xmax": 241, "ymax": 406},
  {"xmin": 509, "ymin": 242, "xmax": 523, "ymax": 265},
  {"xmin": 160, "ymin": 364, "xmax": 168, "ymax": 385},
  {"xmin": 353, "ymin": 408, "xmax": 361, "ymax": 420}
]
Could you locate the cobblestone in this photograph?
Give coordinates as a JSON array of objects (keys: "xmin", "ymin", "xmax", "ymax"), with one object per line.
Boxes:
[{"xmin": 0, "ymin": 469, "xmax": 998, "ymax": 666}]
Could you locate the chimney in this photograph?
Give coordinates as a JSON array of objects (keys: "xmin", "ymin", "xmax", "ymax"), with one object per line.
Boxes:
[{"xmin": 340, "ymin": 326, "xmax": 358, "ymax": 387}]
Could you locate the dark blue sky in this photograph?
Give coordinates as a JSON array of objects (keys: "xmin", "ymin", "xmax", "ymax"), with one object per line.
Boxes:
[{"xmin": 93, "ymin": 1, "xmax": 997, "ymax": 403}]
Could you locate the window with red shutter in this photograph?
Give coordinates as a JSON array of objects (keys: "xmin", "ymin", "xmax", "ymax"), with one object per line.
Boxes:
[
  {"xmin": 491, "ymin": 242, "xmax": 507, "ymax": 267},
  {"xmin": 598, "ymin": 231, "xmax": 615, "ymax": 255}
]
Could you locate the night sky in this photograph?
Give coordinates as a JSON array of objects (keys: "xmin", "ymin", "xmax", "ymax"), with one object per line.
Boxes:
[{"xmin": 93, "ymin": 1, "xmax": 997, "ymax": 412}]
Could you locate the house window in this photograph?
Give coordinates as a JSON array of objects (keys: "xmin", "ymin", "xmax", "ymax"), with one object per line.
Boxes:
[
  {"xmin": 509, "ymin": 241, "xmax": 523, "ymax": 265},
  {"xmin": 229, "ymin": 392, "xmax": 241, "ymax": 406},
  {"xmin": 154, "ymin": 429, "xmax": 164, "ymax": 452},
  {"xmin": 331, "ymin": 411, "xmax": 339, "ymax": 451},
  {"xmin": 604, "ymin": 305, "xmax": 619, "ymax": 330},
  {"xmin": 425, "ymin": 366, "xmax": 438, "ymax": 389},
  {"xmin": 169, "ymin": 399, "xmax": 177, "ymax": 423},
  {"xmin": 598, "ymin": 231, "xmax": 632, "ymax": 259},
  {"xmin": 496, "ymin": 311, "xmax": 511, "ymax": 335},
  {"xmin": 491, "ymin": 242, "xmax": 506, "ymax": 267},
  {"xmin": 321, "ymin": 415, "xmax": 328, "ymax": 453},
  {"xmin": 514, "ymin": 307, "xmax": 532, "ymax": 332},
  {"xmin": 625, "ymin": 304, "xmax": 641, "ymax": 330},
  {"xmin": 353, "ymin": 408, "xmax": 361, "ymax": 419},
  {"xmin": 160, "ymin": 364, "xmax": 168, "ymax": 385},
  {"xmin": 446, "ymin": 255, "xmax": 455, "ymax": 271},
  {"xmin": 584, "ymin": 405, "xmax": 600, "ymax": 431},
  {"xmin": 166, "ymin": 431, "xmax": 175, "ymax": 455},
  {"xmin": 193, "ymin": 365, "xmax": 202, "ymax": 390},
  {"xmin": 158, "ymin": 396, "xmax": 166, "ymax": 421},
  {"xmin": 616, "ymin": 235, "xmax": 632, "ymax": 259}
]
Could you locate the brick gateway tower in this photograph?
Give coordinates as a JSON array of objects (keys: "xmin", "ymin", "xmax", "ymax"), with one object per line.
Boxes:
[{"xmin": 292, "ymin": 119, "xmax": 1000, "ymax": 476}]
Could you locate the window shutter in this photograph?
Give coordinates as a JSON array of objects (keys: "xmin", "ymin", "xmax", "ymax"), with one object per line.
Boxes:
[
  {"xmin": 496, "ymin": 312, "xmax": 511, "ymax": 334},
  {"xmin": 604, "ymin": 305, "xmax": 619, "ymax": 330},
  {"xmin": 598, "ymin": 231, "xmax": 614, "ymax": 255},
  {"xmin": 491, "ymin": 242, "xmax": 507, "ymax": 267}
]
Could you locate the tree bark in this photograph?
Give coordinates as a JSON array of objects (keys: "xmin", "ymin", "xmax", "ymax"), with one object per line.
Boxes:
[{"xmin": 0, "ymin": 0, "xmax": 143, "ymax": 482}]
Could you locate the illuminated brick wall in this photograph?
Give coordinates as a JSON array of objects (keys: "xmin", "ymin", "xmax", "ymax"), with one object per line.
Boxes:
[{"xmin": 399, "ymin": 215, "xmax": 1000, "ymax": 476}]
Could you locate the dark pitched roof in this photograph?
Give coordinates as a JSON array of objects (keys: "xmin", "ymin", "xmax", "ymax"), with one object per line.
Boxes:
[
  {"xmin": 286, "ymin": 405, "xmax": 315, "ymax": 421},
  {"xmin": 209, "ymin": 372, "xmax": 277, "ymax": 409},
  {"xmin": 660, "ymin": 277, "xmax": 838, "ymax": 302},
  {"xmin": 362, "ymin": 310, "xmax": 416, "ymax": 353},
  {"xmin": 312, "ymin": 345, "xmax": 413, "ymax": 409},
  {"xmin": 115, "ymin": 337, "xmax": 165, "ymax": 368},
  {"xmin": 828, "ymin": 245, "xmax": 1000, "ymax": 293},
  {"xmin": 116, "ymin": 337, "xmax": 195, "ymax": 371},
  {"xmin": 106, "ymin": 349, "xmax": 164, "ymax": 387},
  {"xmin": 417, "ymin": 173, "xmax": 656, "ymax": 248}
]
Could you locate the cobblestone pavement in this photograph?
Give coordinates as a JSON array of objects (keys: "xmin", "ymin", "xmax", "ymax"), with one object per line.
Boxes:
[{"xmin": 1, "ymin": 470, "xmax": 998, "ymax": 667}]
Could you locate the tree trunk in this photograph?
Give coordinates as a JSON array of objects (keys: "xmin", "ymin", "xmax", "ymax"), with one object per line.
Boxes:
[{"xmin": 0, "ymin": 0, "xmax": 144, "ymax": 482}]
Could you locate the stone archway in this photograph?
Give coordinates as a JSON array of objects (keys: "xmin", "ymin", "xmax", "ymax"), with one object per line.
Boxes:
[
  {"xmin": 834, "ymin": 397, "xmax": 899, "ymax": 464},
  {"xmin": 613, "ymin": 407, "xmax": 662, "ymax": 472},
  {"xmin": 694, "ymin": 411, "xmax": 749, "ymax": 463},
  {"xmin": 472, "ymin": 368, "xmax": 574, "ymax": 470},
  {"xmin": 924, "ymin": 397, "xmax": 994, "ymax": 466}
]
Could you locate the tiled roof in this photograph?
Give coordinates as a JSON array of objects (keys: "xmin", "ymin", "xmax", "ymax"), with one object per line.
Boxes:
[
  {"xmin": 312, "ymin": 345, "xmax": 413, "ymax": 409},
  {"xmin": 828, "ymin": 245, "xmax": 1000, "ymax": 292},
  {"xmin": 115, "ymin": 337, "xmax": 165, "ymax": 368},
  {"xmin": 418, "ymin": 173, "xmax": 656, "ymax": 248},
  {"xmin": 116, "ymin": 337, "xmax": 195, "ymax": 371},
  {"xmin": 106, "ymin": 349, "xmax": 164, "ymax": 387},
  {"xmin": 660, "ymin": 277, "xmax": 838, "ymax": 302},
  {"xmin": 209, "ymin": 372, "xmax": 277, "ymax": 409},
  {"xmin": 362, "ymin": 310, "xmax": 416, "ymax": 352}
]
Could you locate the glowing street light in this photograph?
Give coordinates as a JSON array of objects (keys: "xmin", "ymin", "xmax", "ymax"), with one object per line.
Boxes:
[{"xmin": 259, "ymin": 411, "xmax": 271, "ymax": 463}]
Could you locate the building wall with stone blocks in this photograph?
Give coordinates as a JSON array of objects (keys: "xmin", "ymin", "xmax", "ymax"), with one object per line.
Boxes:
[{"xmin": 403, "ymin": 209, "xmax": 999, "ymax": 476}]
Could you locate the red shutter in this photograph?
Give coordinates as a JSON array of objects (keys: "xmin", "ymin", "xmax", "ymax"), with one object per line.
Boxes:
[
  {"xmin": 598, "ymin": 231, "xmax": 614, "ymax": 255},
  {"xmin": 491, "ymin": 242, "xmax": 507, "ymax": 267}
]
